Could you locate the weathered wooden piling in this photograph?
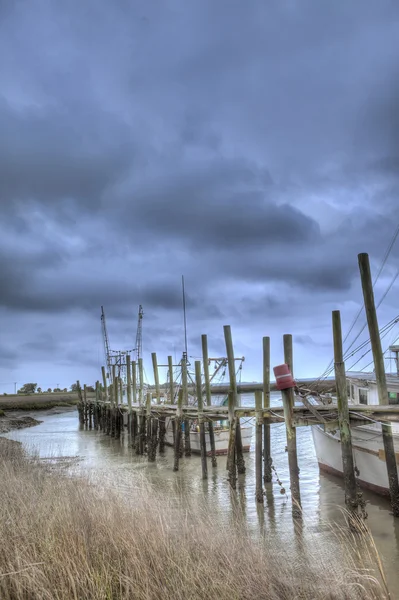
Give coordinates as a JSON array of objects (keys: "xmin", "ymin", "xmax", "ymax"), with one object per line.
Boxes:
[
  {"xmin": 168, "ymin": 355, "xmax": 174, "ymax": 403},
  {"xmin": 135, "ymin": 404, "xmax": 145, "ymax": 455},
  {"xmin": 181, "ymin": 355, "xmax": 190, "ymax": 456},
  {"xmin": 358, "ymin": 252, "xmax": 399, "ymax": 516},
  {"xmin": 101, "ymin": 366, "xmax": 108, "ymax": 398},
  {"xmin": 159, "ymin": 415, "xmax": 166, "ymax": 453},
  {"xmin": 83, "ymin": 384, "xmax": 89, "ymax": 428},
  {"xmin": 114, "ymin": 374, "xmax": 120, "ymax": 438},
  {"xmin": 115, "ymin": 377, "xmax": 122, "ymax": 438},
  {"xmin": 107, "ymin": 385, "xmax": 113, "ymax": 436},
  {"xmin": 131, "ymin": 360, "xmax": 137, "ymax": 444},
  {"xmin": 282, "ymin": 334, "xmax": 301, "ymax": 518},
  {"xmin": 94, "ymin": 381, "xmax": 100, "ymax": 429},
  {"xmin": 101, "ymin": 367, "xmax": 108, "ymax": 432},
  {"xmin": 145, "ymin": 392, "xmax": 152, "ymax": 457},
  {"xmin": 119, "ymin": 377, "xmax": 123, "ymax": 409},
  {"xmin": 126, "ymin": 354, "xmax": 132, "ymax": 440},
  {"xmin": 202, "ymin": 334, "xmax": 216, "ymax": 467},
  {"xmin": 146, "ymin": 392, "xmax": 158, "ymax": 462},
  {"xmin": 181, "ymin": 355, "xmax": 188, "ymax": 404},
  {"xmin": 195, "ymin": 360, "xmax": 208, "ymax": 480},
  {"xmin": 227, "ymin": 390, "xmax": 237, "ymax": 489},
  {"xmin": 77, "ymin": 380, "xmax": 84, "ymax": 426},
  {"xmin": 152, "ymin": 352, "xmax": 161, "ymax": 404},
  {"xmin": 111, "ymin": 366, "xmax": 117, "ymax": 437},
  {"xmin": 381, "ymin": 423, "xmax": 399, "ymax": 516},
  {"xmin": 263, "ymin": 337, "xmax": 272, "ymax": 483},
  {"xmin": 184, "ymin": 419, "xmax": 191, "ymax": 457},
  {"xmin": 179, "ymin": 425, "xmax": 184, "ymax": 458},
  {"xmin": 332, "ymin": 311, "xmax": 358, "ymax": 518},
  {"xmin": 132, "ymin": 360, "xmax": 137, "ymax": 404},
  {"xmin": 255, "ymin": 390, "xmax": 264, "ymax": 503},
  {"xmin": 138, "ymin": 358, "xmax": 144, "ymax": 406},
  {"xmin": 224, "ymin": 325, "xmax": 245, "ymax": 474},
  {"xmin": 173, "ymin": 389, "xmax": 183, "ymax": 472}
]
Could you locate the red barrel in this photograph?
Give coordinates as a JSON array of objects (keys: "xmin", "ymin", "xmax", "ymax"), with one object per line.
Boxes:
[{"xmin": 273, "ymin": 364, "xmax": 295, "ymax": 390}]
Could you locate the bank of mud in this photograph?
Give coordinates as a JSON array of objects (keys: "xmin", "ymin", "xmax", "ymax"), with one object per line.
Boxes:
[{"xmin": 0, "ymin": 405, "xmax": 76, "ymax": 434}]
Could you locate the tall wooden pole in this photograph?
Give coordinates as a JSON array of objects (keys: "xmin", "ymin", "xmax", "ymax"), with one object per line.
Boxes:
[
  {"xmin": 94, "ymin": 380, "xmax": 100, "ymax": 429},
  {"xmin": 151, "ymin": 352, "xmax": 161, "ymax": 404},
  {"xmin": 119, "ymin": 377, "xmax": 123, "ymax": 406},
  {"xmin": 224, "ymin": 325, "xmax": 237, "ymax": 400},
  {"xmin": 83, "ymin": 384, "xmax": 88, "ymax": 427},
  {"xmin": 263, "ymin": 336, "xmax": 272, "ymax": 483},
  {"xmin": 168, "ymin": 355, "xmax": 174, "ymax": 403},
  {"xmin": 173, "ymin": 389, "xmax": 183, "ymax": 472},
  {"xmin": 132, "ymin": 361, "xmax": 137, "ymax": 404},
  {"xmin": 138, "ymin": 358, "xmax": 144, "ymax": 406},
  {"xmin": 202, "ymin": 334, "xmax": 217, "ymax": 467},
  {"xmin": 126, "ymin": 354, "xmax": 132, "ymax": 412},
  {"xmin": 126, "ymin": 355, "xmax": 132, "ymax": 442},
  {"xmin": 195, "ymin": 360, "xmax": 208, "ymax": 480},
  {"xmin": 112, "ymin": 365, "xmax": 116, "ymax": 408},
  {"xmin": 224, "ymin": 325, "xmax": 245, "ymax": 474},
  {"xmin": 283, "ymin": 334, "xmax": 301, "ymax": 518},
  {"xmin": 101, "ymin": 367, "xmax": 108, "ymax": 401},
  {"xmin": 358, "ymin": 253, "xmax": 389, "ymax": 405},
  {"xmin": 332, "ymin": 311, "xmax": 358, "ymax": 519},
  {"xmin": 181, "ymin": 355, "xmax": 188, "ymax": 405},
  {"xmin": 227, "ymin": 390, "xmax": 237, "ymax": 489},
  {"xmin": 255, "ymin": 390, "xmax": 264, "ymax": 503},
  {"xmin": 146, "ymin": 392, "xmax": 152, "ymax": 459},
  {"xmin": 358, "ymin": 253, "xmax": 399, "ymax": 515}
]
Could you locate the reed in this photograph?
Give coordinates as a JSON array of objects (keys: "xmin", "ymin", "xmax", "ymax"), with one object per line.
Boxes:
[
  {"xmin": 0, "ymin": 402, "xmax": 77, "ymax": 411},
  {"xmin": 0, "ymin": 439, "xmax": 389, "ymax": 600}
]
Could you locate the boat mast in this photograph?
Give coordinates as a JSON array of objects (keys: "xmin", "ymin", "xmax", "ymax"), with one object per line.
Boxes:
[{"xmin": 182, "ymin": 275, "xmax": 188, "ymax": 363}]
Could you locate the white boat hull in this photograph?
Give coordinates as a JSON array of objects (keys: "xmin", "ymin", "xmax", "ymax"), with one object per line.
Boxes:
[
  {"xmin": 165, "ymin": 420, "xmax": 252, "ymax": 456},
  {"xmin": 312, "ymin": 424, "xmax": 399, "ymax": 496}
]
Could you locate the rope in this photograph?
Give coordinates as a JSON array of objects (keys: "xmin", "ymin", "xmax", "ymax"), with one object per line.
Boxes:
[{"xmin": 311, "ymin": 223, "xmax": 399, "ymax": 389}]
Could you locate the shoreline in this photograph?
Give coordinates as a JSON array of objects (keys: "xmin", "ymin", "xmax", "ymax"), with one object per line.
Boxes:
[{"xmin": 0, "ymin": 404, "xmax": 76, "ymax": 435}]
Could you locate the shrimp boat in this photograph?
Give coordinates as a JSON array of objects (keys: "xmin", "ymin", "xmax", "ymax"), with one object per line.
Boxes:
[
  {"xmin": 312, "ymin": 364, "xmax": 399, "ymax": 496},
  {"xmin": 163, "ymin": 354, "xmax": 252, "ymax": 456}
]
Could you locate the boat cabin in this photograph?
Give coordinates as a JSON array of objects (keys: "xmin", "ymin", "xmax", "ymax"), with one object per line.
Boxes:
[{"xmin": 346, "ymin": 371, "xmax": 399, "ymax": 406}]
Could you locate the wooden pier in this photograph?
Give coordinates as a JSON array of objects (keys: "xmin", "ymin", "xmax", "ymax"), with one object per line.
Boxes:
[{"xmin": 76, "ymin": 253, "xmax": 399, "ymax": 523}]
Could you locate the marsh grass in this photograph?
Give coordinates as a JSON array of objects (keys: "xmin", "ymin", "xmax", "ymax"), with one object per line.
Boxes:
[
  {"xmin": 0, "ymin": 402, "xmax": 77, "ymax": 411},
  {"xmin": 0, "ymin": 439, "xmax": 390, "ymax": 599}
]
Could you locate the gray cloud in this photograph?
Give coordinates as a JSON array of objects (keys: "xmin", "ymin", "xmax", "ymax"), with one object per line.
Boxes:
[{"xmin": 1, "ymin": 0, "xmax": 399, "ymax": 389}]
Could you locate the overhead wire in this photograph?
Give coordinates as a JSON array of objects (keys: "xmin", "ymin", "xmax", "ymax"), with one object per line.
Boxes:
[{"xmin": 308, "ymin": 223, "xmax": 399, "ymax": 391}]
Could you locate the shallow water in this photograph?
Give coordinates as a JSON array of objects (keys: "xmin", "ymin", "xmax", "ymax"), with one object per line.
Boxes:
[{"xmin": 3, "ymin": 395, "xmax": 399, "ymax": 592}]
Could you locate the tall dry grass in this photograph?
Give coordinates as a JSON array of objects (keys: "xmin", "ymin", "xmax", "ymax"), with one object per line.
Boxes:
[{"xmin": 0, "ymin": 438, "xmax": 390, "ymax": 599}]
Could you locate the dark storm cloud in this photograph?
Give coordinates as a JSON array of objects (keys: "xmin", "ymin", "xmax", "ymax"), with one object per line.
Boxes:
[
  {"xmin": 126, "ymin": 173, "xmax": 319, "ymax": 251},
  {"xmin": 1, "ymin": 0, "xmax": 399, "ymax": 388},
  {"xmin": 0, "ymin": 98, "xmax": 134, "ymax": 208}
]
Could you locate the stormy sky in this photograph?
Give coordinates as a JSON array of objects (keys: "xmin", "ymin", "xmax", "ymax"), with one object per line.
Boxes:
[{"xmin": 1, "ymin": 0, "xmax": 399, "ymax": 392}]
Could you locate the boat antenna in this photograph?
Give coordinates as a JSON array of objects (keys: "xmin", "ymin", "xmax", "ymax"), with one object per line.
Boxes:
[{"xmin": 182, "ymin": 275, "xmax": 188, "ymax": 359}]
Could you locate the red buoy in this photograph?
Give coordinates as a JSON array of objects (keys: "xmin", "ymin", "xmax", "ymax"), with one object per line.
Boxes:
[{"xmin": 273, "ymin": 364, "xmax": 295, "ymax": 390}]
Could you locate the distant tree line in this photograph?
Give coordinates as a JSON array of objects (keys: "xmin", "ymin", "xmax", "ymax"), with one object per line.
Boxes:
[{"xmin": 1, "ymin": 383, "xmax": 99, "ymax": 396}]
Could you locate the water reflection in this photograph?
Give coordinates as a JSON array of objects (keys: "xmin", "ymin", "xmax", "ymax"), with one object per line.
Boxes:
[{"xmin": 3, "ymin": 401, "xmax": 399, "ymax": 591}]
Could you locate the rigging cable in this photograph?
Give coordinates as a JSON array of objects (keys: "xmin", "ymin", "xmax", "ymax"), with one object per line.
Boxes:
[{"xmin": 313, "ymin": 222, "xmax": 399, "ymax": 387}]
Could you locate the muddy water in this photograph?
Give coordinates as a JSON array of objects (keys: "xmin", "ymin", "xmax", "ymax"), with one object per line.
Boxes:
[{"xmin": 3, "ymin": 395, "xmax": 399, "ymax": 592}]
